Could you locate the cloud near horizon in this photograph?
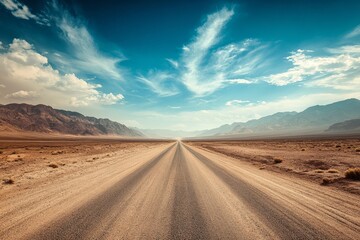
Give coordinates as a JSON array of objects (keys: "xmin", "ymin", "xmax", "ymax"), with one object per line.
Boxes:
[
  {"xmin": 0, "ymin": 39, "xmax": 124, "ymax": 107},
  {"xmin": 265, "ymin": 47, "xmax": 360, "ymax": 90}
]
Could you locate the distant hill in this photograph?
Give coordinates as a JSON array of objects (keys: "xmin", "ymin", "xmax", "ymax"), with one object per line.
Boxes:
[
  {"xmin": 326, "ymin": 119, "xmax": 360, "ymax": 132},
  {"xmin": 0, "ymin": 103, "xmax": 143, "ymax": 137},
  {"xmin": 200, "ymin": 98, "xmax": 360, "ymax": 137}
]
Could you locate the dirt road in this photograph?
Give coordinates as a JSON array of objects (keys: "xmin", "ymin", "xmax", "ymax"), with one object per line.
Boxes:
[{"xmin": 1, "ymin": 141, "xmax": 359, "ymax": 239}]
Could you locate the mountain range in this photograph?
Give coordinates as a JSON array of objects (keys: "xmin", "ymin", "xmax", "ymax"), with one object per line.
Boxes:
[
  {"xmin": 0, "ymin": 103, "xmax": 142, "ymax": 137},
  {"xmin": 1, "ymin": 99, "xmax": 359, "ymax": 139},
  {"xmin": 199, "ymin": 98, "xmax": 360, "ymax": 137}
]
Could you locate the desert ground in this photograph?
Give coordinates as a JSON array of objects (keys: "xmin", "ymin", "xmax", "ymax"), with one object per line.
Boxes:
[
  {"xmin": 187, "ymin": 137, "xmax": 360, "ymax": 194},
  {"xmin": 0, "ymin": 137, "xmax": 360, "ymax": 239}
]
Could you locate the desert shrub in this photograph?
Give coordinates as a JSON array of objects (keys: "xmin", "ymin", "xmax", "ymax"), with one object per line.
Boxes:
[
  {"xmin": 314, "ymin": 169, "xmax": 324, "ymax": 173},
  {"xmin": 327, "ymin": 169, "xmax": 339, "ymax": 174},
  {"xmin": 356, "ymin": 149, "xmax": 360, "ymax": 152},
  {"xmin": 48, "ymin": 163, "xmax": 58, "ymax": 168},
  {"xmin": 345, "ymin": 168, "xmax": 360, "ymax": 180},
  {"xmin": 335, "ymin": 145, "xmax": 341, "ymax": 148},
  {"xmin": 273, "ymin": 158, "xmax": 283, "ymax": 164},
  {"xmin": 0, "ymin": 150, "xmax": 3, "ymax": 154},
  {"xmin": 305, "ymin": 160, "xmax": 329, "ymax": 170},
  {"xmin": 3, "ymin": 178, "xmax": 14, "ymax": 184},
  {"xmin": 321, "ymin": 178, "xmax": 334, "ymax": 185}
]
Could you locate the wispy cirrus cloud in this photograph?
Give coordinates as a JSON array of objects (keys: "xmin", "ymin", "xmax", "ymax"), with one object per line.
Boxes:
[
  {"xmin": 0, "ymin": 38, "xmax": 124, "ymax": 107},
  {"xmin": 51, "ymin": 1, "xmax": 125, "ymax": 81},
  {"xmin": 166, "ymin": 58, "xmax": 179, "ymax": 69},
  {"xmin": 0, "ymin": 0, "xmax": 50, "ymax": 25},
  {"xmin": 178, "ymin": 7, "xmax": 269, "ymax": 96},
  {"xmin": 344, "ymin": 24, "xmax": 360, "ymax": 39},
  {"xmin": 142, "ymin": 7, "xmax": 269, "ymax": 98},
  {"xmin": 137, "ymin": 70, "xmax": 179, "ymax": 97},
  {"xmin": 1, "ymin": 0, "xmax": 125, "ymax": 81}
]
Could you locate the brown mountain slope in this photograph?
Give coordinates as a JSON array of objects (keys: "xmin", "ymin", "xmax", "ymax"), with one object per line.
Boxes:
[{"xmin": 0, "ymin": 103, "xmax": 143, "ymax": 137}]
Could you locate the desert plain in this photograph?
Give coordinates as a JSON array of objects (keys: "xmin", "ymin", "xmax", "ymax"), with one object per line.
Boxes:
[{"xmin": 0, "ymin": 135, "xmax": 360, "ymax": 239}]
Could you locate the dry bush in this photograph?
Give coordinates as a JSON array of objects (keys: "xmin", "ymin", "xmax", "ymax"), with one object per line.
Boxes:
[
  {"xmin": 345, "ymin": 168, "xmax": 360, "ymax": 180},
  {"xmin": 314, "ymin": 169, "xmax": 324, "ymax": 173},
  {"xmin": 48, "ymin": 163, "xmax": 58, "ymax": 168},
  {"xmin": 3, "ymin": 178, "xmax": 14, "ymax": 184},
  {"xmin": 273, "ymin": 158, "xmax": 283, "ymax": 164},
  {"xmin": 356, "ymin": 149, "xmax": 360, "ymax": 152},
  {"xmin": 327, "ymin": 169, "xmax": 339, "ymax": 174},
  {"xmin": 321, "ymin": 178, "xmax": 334, "ymax": 185}
]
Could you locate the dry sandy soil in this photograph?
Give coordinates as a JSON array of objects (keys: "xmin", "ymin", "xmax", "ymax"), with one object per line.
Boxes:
[
  {"xmin": 0, "ymin": 137, "xmax": 359, "ymax": 239},
  {"xmin": 187, "ymin": 137, "xmax": 360, "ymax": 194},
  {"xmin": 0, "ymin": 137, "xmax": 170, "ymax": 192}
]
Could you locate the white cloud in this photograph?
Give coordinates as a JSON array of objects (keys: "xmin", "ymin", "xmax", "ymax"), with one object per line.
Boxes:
[
  {"xmin": 0, "ymin": 0, "xmax": 49, "ymax": 25},
  {"xmin": 0, "ymin": 39, "xmax": 124, "ymax": 107},
  {"xmin": 181, "ymin": 7, "xmax": 234, "ymax": 96},
  {"xmin": 345, "ymin": 24, "xmax": 360, "ymax": 39},
  {"xmin": 0, "ymin": 41, "xmax": 3, "ymax": 49},
  {"xmin": 179, "ymin": 8, "xmax": 267, "ymax": 96},
  {"xmin": 265, "ymin": 48, "xmax": 360, "ymax": 88},
  {"xmin": 49, "ymin": 1, "xmax": 124, "ymax": 81},
  {"xmin": 5, "ymin": 90, "xmax": 37, "ymax": 99},
  {"xmin": 137, "ymin": 70, "xmax": 179, "ymax": 97},
  {"xmin": 225, "ymin": 100, "xmax": 250, "ymax": 106},
  {"xmin": 225, "ymin": 78, "xmax": 252, "ymax": 84},
  {"xmin": 182, "ymin": 46, "xmax": 190, "ymax": 52},
  {"xmin": 166, "ymin": 58, "xmax": 179, "ymax": 68}
]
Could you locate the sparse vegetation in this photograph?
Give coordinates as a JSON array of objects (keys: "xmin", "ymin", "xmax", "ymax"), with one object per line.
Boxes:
[
  {"xmin": 345, "ymin": 168, "xmax": 360, "ymax": 180},
  {"xmin": 3, "ymin": 178, "xmax": 14, "ymax": 184},
  {"xmin": 356, "ymin": 149, "xmax": 360, "ymax": 152},
  {"xmin": 327, "ymin": 169, "xmax": 339, "ymax": 174},
  {"xmin": 0, "ymin": 150, "xmax": 3, "ymax": 154},
  {"xmin": 314, "ymin": 169, "xmax": 324, "ymax": 173},
  {"xmin": 321, "ymin": 178, "xmax": 334, "ymax": 185},
  {"xmin": 273, "ymin": 158, "xmax": 283, "ymax": 164},
  {"xmin": 48, "ymin": 163, "xmax": 58, "ymax": 168}
]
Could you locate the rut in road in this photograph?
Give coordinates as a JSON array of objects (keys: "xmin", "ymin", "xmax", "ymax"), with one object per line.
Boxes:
[{"xmin": 4, "ymin": 141, "xmax": 360, "ymax": 240}]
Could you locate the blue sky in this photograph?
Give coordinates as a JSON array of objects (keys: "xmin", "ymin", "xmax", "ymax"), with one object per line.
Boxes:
[{"xmin": 0, "ymin": 0, "xmax": 359, "ymax": 131}]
